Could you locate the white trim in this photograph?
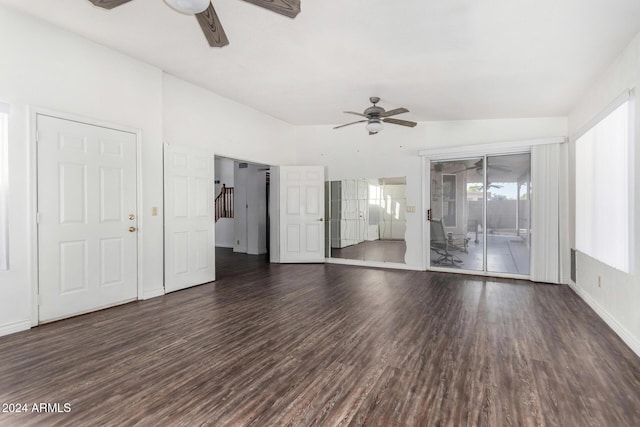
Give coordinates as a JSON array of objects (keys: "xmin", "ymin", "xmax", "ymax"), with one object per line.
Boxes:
[
  {"xmin": 326, "ymin": 257, "xmax": 424, "ymax": 271},
  {"xmin": 567, "ymin": 281, "xmax": 640, "ymax": 358},
  {"xmin": 0, "ymin": 102, "xmax": 9, "ymax": 114},
  {"xmin": 0, "ymin": 320, "xmax": 31, "ymax": 337},
  {"xmin": 418, "ymin": 137, "xmax": 565, "ymax": 159},
  {"xmin": 572, "ymin": 89, "xmax": 634, "ymax": 141},
  {"xmin": 626, "ymin": 91, "xmax": 635, "ymax": 274},
  {"xmin": 142, "ymin": 289, "xmax": 165, "ymax": 300},
  {"xmin": 420, "ymin": 157, "xmax": 429, "ymax": 270},
  {"xmin": 28, "ymin": 106, "xmax": 144, "ymax": 325}
]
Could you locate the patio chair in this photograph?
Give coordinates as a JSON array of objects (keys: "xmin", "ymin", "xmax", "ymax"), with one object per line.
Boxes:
[{"xmin": 430, "ymin": 218, "xmax": 469, "ymax": 266}]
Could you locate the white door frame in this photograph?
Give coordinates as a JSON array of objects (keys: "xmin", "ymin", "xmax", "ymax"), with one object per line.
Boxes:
[{"xmin": 28, "ymin": 106, "xmax": 144, "ymax": 326}]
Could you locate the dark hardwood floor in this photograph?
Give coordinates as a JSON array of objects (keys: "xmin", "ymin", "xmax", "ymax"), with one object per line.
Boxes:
[{"xmin": 1, "ymin": 252, "xmax": 640, "ymax": 426}]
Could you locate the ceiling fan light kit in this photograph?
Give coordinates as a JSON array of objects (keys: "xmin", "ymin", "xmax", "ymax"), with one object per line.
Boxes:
[
  {"xmin": 366, "ymin": 119, "xmax": 383, "ymax": 133},
  {"xmin": 163, "ymin": 0, "xmax": 210, "ymax": 15},
  {"xmin": 334, "ymin": 97, "xmax": 418, "ymax": 135}
]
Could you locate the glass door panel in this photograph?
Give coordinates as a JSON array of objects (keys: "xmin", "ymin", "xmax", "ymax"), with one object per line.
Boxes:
[
  {"xmin": 486, "ymin": 153, "xmax": 531, "ymax": 275},
  {"xmin": 430, "ymin": 159, "xmax": 484, "ymax": 271}
]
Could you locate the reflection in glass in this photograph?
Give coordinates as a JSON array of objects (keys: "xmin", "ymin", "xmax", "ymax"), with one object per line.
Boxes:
[
  {"xmin": 328, "ymin": 177, "xmax": 406, "ymax": 263},
  {"xmin": 486, "ymin": 153, "xmax": 531, "ymax": 275},
  {"xmin": 430, "ymin": 159, "xmax": 484, "ymax": 271}
]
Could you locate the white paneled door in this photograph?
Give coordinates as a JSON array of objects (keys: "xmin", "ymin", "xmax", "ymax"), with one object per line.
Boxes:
[
  {"xmin": 280, "ymin": 166, "xmax": 325, "ymax": 263},
  {"xmin": 37, "ymin": 115, "xmax": 138, "ymax": 323},
  {"xmin": 164, "ymin": 144, "xmax": 215, "ymax": 292}
]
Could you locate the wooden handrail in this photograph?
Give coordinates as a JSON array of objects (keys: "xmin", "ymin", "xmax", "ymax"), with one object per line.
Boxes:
[{"xmin": 215, "ymin": 185, "xmax": 234, "ymax": 222}]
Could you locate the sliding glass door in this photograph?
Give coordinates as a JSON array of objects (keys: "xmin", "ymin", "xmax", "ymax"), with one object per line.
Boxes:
[
  {"xmin": 429, "ymin": 153, "xmax": 531, "ymax": 277},
  {"xmin": 429, "ymin": 158, "xmax": 484, "ymax": 271}
]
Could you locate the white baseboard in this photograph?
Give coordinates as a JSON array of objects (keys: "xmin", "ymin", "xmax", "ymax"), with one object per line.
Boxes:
[
  {"xmin": 0, "ymin": 320, "xmax": 31, "ymax": 337},
  {"xmin": 568, "ymin": 281, "xmax": 640, "ymax": 358},
  {"xmin": 215, "ymin": 243, "xmax": 234, "ymax": 249},
  {"xmin": 142, "ymin": 288, "xmax": 165, "ymax": 300}
]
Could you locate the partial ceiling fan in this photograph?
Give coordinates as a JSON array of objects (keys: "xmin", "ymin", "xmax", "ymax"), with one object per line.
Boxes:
[
  {"xmin": 333, "ymin": 97, "xmax": 417, "ymax": 135},
  {"xmin": 88, "ymin": 0, "xmax": 301, "ymax": 47}
]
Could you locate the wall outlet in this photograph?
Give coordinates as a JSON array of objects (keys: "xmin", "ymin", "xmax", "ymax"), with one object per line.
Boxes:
[
  {"xmin": 237, "ymin": 240, "xmax": 240, "ymax": 245},
  {"xmin": 151, "ymin": 206, "xmax": 158, "ymax": 216},
  {"xmin": 406, "ymin": 206, "xmax": 416, "ymax": 213}
]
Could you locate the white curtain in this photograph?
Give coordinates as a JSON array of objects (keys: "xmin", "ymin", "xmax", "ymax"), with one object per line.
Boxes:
[{"xmin": 531, "ymin": 143, "xmax": 567, "ymax": 284}]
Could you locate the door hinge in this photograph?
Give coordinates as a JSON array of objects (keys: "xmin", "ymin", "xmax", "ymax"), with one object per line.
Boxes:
[
  {"xmin": 427, "ymin": 209, "xmax": 432, "ymax": 221},
  {"xmin": 36, "ymin": 212, "xmax": 40, "ymax": 223},
  {"xmin": 35, "ymin": 130, "xmax": 41, "ymax": 143},
  {"xmin": 37, "ymin": 294, "xmax": 41, "ymax": 305}
]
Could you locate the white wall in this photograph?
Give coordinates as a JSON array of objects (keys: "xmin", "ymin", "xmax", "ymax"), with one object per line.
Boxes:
[
  {"xmin": 0, "ymin": 5, "xmax": 164, "ymax": 334},
  {"xmin": 295, "ymin": 117, "xmax": 567, "ymax": 268},
  {"xmin": 162, "ymin": 74, "xmax": 296, "ymax": 166},
  {"xmin": 0, "ymin": 5, "xmax": 298, "ymax": 336},
  {"xmin": 215, "ymin": 157, "xmax": 235, "ymax": 248},
  {"xmin": 568, "ymin": 31, "xmax": 640, "ymax": 356}
]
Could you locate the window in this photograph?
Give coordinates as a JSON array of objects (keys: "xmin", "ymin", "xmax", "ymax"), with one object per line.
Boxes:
[
  {"xmin": 0, "ymin": 102, "xmax": 8, "ymax": 270},
  {"xmin": 575, "ymin": 94, "xmax": 634, "ymax": 273}
]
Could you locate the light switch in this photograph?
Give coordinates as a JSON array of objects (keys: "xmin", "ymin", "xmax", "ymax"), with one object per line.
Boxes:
[
  {"xmin": 151, "ymin": 206, "xmax": 158, "ymax": 216},
  {"xmin": 406, "ymin": 206, "xmax": 416, "ymax": 213}
]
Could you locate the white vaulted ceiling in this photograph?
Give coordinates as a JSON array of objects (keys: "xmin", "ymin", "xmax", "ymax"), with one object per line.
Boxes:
[{"xmin": 1, "ymin": 0, "xmax": 639, "ymax": 125}]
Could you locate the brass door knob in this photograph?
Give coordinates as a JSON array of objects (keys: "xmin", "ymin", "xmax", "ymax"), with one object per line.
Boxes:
[
  {"xmin": 129, "ymin": 227, "xmax": 137, "ymax": 232},
  {"xmin": 129, "ymin": 214, "xmax": 135, "ymax": 220},
  {"xmin": 318, "ymin": 217, "xmax": 324, "ymax": 222}
]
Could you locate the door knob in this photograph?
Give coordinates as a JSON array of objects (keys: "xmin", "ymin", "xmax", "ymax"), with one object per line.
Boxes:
[
  {"xmin": 129, "ymin": 214, "xmax": 135, "ymax": 220},
  {"xmin": 318, "ymin": 217, "xmax": 324, "ymax": 222},
  {"xmin": 129, "ymin": 226, "xmax": 137, "ymax": 232}
]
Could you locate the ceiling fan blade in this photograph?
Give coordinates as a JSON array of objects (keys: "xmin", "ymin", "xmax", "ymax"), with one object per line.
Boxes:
[
  {"xmin": 333, "ymin": 120, "xmax": 367, "ymax": 129},
  {"xmin": 380, "ymin": 108, "xmax": 409, "ymax": 118},
  {"xmin": 383, "ymin": 118, "xmax": 417, "ymax": 127},
  {"xmin": 196, "ymin": 3, "xmax": 230, "ymax": 47},
  {"xmin": 88, "ymin": 0, "xmax": 133, "ymax": 9},
  {"xmin": 489, "ymin": 165, "xmax": 512, "ymax": 172},
  {"xmin": 344, "ymin": 111, "xmax": 369, "ymax": 118},
  {"xmin": 240, "ymin": 0, "xmax": 301, "ymax": 18}
]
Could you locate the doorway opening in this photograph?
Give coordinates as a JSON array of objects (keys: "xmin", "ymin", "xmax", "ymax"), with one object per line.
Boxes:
[{"xmin": 214, "ymin": 156, "xmax": 270, "ymax": 279}]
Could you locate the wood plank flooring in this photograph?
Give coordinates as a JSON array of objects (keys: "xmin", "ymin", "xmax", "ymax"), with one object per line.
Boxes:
[{"xmin": 1, "ymin": 251, "xmax": 639, "ymax": 426}]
